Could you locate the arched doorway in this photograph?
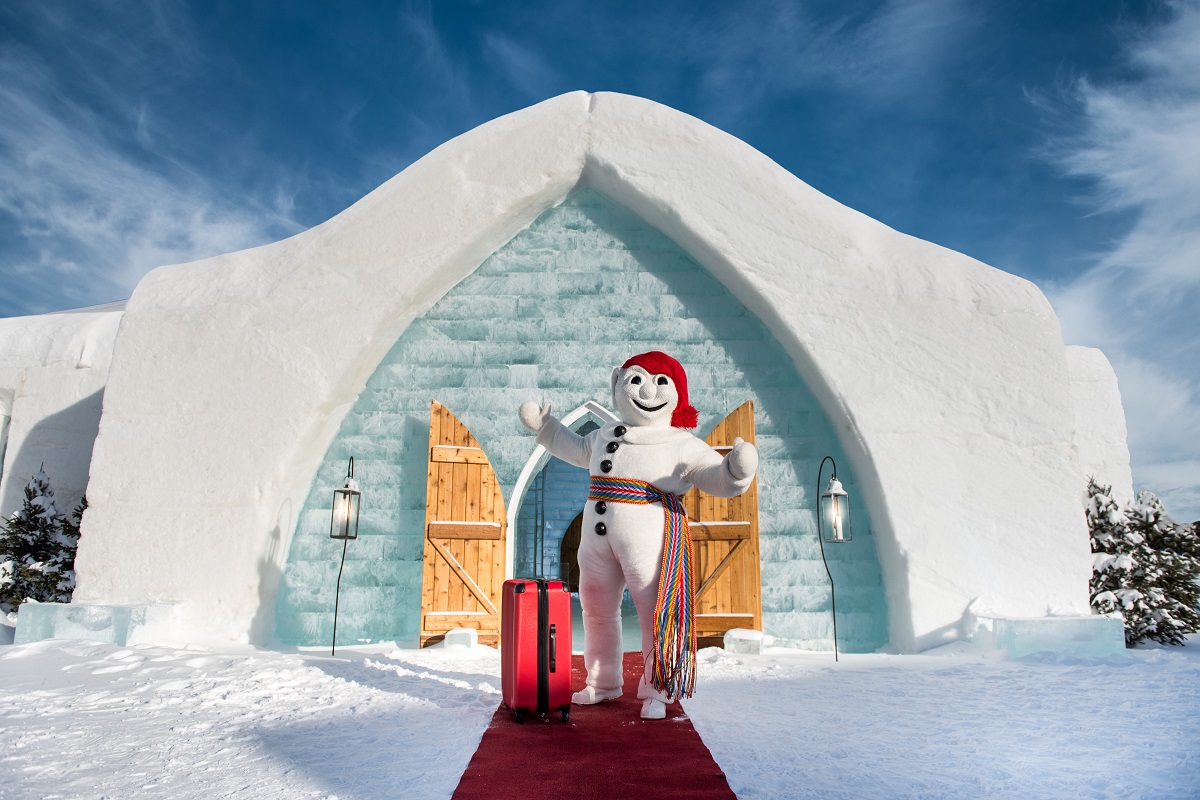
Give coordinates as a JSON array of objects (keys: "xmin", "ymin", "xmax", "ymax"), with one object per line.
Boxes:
[
  {"xmin": 275, "ymin": 189, "xmax": 889, "ymax": 653},
  {"xmin": 510, "ymin": 403, "xmax": 640, "ymax": 651}
]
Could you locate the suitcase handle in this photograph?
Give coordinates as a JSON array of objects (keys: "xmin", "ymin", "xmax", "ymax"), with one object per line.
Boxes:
[{"xmin": 549, "ymin": 624, "xmax": 557, "ymax": 673}]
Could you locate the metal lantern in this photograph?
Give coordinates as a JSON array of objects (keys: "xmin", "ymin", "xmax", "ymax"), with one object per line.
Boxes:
[
  {"xmin": 820, "ymin": 475, "xmax": 853, "ymax": 543},
  {"xmin": 330, "ymin": 457, "xmax": 361, "ymax": 655},
  {"xmin": 815, "ymin": 456, "xmax": 851, "ymax": 662},
  {"xmin": 330, "ymin": 457, "xmax": 361, "ymax": 540}
]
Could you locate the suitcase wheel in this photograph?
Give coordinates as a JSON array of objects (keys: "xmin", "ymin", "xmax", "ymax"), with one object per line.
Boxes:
[
  {"xmin": 514, "ymin": 709, "xmax": 526, "ymax": 724},
  {"xmin": 561, "ymin": 709, "xmax": 570, "ymax": 723}
]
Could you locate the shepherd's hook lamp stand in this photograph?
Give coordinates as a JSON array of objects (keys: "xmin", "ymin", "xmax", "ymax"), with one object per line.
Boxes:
[
  {"xmin": 329, "ymin": 456, "xmax": 361, "ymax": 656},
  {"xmin": 816, "ymin": 456, "xmax": 853, "ymax": 662}
]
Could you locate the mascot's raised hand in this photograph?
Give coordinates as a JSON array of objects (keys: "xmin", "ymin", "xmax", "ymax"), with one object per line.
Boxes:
[
  {"xmin": 518, "ymin": 400, "xmax": 552, "ymax": 435},
  {"xmin": 726, "ymin": 436, "xmax": 758, "ymax": 481},
  {"xmin": 519, "ymin": 351, "xmax": 757, "ymax": 720}
]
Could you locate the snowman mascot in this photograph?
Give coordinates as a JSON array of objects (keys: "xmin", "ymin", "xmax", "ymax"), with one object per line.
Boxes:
[{"xmin": 519, "ymin": 351, "xmax": 758, "ymax": 720}]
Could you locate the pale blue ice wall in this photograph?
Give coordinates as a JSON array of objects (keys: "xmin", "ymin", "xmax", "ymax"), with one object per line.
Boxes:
[{"xmin": 276, "ymin": 189, "xmax": 888, "ymax": 651}]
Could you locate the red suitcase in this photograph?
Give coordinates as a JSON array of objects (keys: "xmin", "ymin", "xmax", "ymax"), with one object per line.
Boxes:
[{"xmin": 501, "ymin": 578, "xmax": 572, "ymax": 723}]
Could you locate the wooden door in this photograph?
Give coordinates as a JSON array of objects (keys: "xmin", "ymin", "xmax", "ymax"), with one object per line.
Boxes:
[
  {"xmin": 682, "ymin": 400, "xmax": 762, "ymax": 648},
  {"xmin": 420, "ymin": 400, "xmax": 507, "ymax": 646}
]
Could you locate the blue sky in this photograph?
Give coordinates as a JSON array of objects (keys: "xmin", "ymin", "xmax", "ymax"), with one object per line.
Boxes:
[{"xmin": 1, "ymin": 0, "xmax": 1197, "ymax": 520}]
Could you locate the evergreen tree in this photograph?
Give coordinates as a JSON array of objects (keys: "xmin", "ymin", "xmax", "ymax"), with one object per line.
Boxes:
[
  {"xmin": 0, "ymin": 469, "xmax": 82, "ymax": 614},
  {"xmin": 1124, "ymin": 491, "xmax": 1200, "ymax": 646},
  {"xmin": 1087, "ymin": 478, "xmax": 1141, "ymax": 642},
  {"xmin": 1086, "ymin": 478, "xmax": 1200, "ymax": 646}
]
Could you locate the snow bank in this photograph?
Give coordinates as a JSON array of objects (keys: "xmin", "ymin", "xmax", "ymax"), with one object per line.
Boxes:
[{"xmin": 72, "ymin": 92, "xmax": 1103, "ymax": 649}]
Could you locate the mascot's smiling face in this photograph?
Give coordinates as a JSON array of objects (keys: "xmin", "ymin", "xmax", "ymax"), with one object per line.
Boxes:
[{"xmin": 611, "ymin": 364, "xmax": 680, "ymax": 428}]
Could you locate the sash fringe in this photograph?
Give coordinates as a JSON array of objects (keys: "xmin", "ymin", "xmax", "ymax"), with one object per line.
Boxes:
[{"xmin": 588, "ymin": 476, "xmax": 697, "ymax": 699}]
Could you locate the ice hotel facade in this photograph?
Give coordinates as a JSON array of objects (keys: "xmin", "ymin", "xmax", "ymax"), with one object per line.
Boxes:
[{"xmin": 0, "ymin": 93, "xmax": 1132, "ymax": 656}]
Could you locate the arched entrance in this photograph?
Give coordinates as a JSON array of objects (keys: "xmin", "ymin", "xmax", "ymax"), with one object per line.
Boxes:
[
  {"xmin": 509, "ymin": 403, "xmax": 638, "ymax": 650},
  {"xmin": 275, "ymin": 188, "xmax": 889, "ymax": 653},
  {"xmin": 509, "ymin": 401, "xmax": 615, "ymax": 580}
]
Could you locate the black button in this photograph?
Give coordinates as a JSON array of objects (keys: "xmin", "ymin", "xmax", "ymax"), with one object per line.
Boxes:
[
  {"xmin": 606, "ymin": 441, "xmax": 620, "ymax": 453},
  {"xmin": 600, "ymin": 460, "xmax": 612, "ymax": 473},
  {"xmin": 614, "ymin": 425, "xmax": 627, "ymax": 437},
  {"xmin": 595, "ymin": 501, "xmax": 607, "ymax": 514},
  {"xmin": 595, "ymin": 522, "xmax": 607, "ymax": 536}
]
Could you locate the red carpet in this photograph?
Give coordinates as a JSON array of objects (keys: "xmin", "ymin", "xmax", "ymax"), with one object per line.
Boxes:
[{"xmin": 452, "ymin": 653, "xmax": 736, "ymax": 799}]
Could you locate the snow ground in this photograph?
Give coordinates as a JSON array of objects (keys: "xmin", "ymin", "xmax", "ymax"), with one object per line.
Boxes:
[
  {"xmin": 0, "ymin": 640, "xmax": 501, "ymax": 799},
  {"xmin": 1, "ymin": 636, "xmax": 1198, "ymax": 799},
  {"xmin": 687, "ymin": 641, "xmax": 1200, "ymax": 799}
]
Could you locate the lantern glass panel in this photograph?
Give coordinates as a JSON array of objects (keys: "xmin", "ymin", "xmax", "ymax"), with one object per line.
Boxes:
[
  {"xmin": 820, "ymin": 488, "xmax": 852, "ymax": 543},
  {"xmin": 331, "ymin": 487, "xmax": 361, "ymax": 540}
]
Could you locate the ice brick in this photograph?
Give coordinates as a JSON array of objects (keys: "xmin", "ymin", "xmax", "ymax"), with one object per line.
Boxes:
[
  {"xmin": 15, "ymin": 603, "xmax": 177, "ymax": 647},
  {"xmin": 974, "ymin": 615, "xmax": 1126, "ymax": 659}
]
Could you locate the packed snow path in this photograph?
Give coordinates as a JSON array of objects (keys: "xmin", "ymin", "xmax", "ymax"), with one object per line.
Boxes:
[{"xmin": 2, "ymin": 638, "xmax": 1198, "ymax": 798}]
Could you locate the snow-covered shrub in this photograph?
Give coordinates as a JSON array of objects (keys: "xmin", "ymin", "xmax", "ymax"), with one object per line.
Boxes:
[
  {"xmin": 0, "ymin": 469, "xmax": 83, "ymax": 614},
  {"xmin": 1088, "ymin": 479, "xmax": 1139, "ymax": 625},
  {"xmin": 1087, "ymin": 478, "xmax": 1200, "ymax": 646}
]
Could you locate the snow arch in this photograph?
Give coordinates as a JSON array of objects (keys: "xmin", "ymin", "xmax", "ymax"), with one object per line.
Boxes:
[
  {"xmin": 76, "ymin": 92, "xmax": 1092, "ymax": 650},
  {"xmin": 273, "ymin": 189, "xmax": 888, "ymax": 650}
]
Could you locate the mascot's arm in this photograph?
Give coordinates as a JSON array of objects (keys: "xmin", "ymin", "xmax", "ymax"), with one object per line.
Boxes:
[
  {"xmin": 518, "ymin": 400, "xmax": 593, "ymax": 469},
  {"xmin": 681, "ymin": 437, "xmax": 758, "ymax": 498}
]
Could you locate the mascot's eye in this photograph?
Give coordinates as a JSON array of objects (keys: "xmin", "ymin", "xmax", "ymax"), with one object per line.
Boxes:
[
  {"xmin": 657, "ymin": 376, "xmax": 669, "ymax": 385},
  {"xmin": 630, "ymin": 376, "xmax": 642, "ymax": 385}
]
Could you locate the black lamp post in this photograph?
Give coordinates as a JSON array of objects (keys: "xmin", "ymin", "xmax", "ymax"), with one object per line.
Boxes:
[
  {"xmin": 330, "ymin": 456, "xmax": 361, "ymax": 655},
  {"xmin": 816, "ymin": 456, "xmax": 852, "ymax": 661}
]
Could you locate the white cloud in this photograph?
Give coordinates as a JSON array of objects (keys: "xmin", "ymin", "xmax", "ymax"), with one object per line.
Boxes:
[
  {"xmin": 483, "ymin": 33, "xmax": 561, "ymax": 101},
  {"xmin": 398, "ymin": 1, "xmax": 473, "ymax": 111},
  {"xmin": 680, "ymin": 0, "xmax": 978, "ymax": 123},
  {"xmin": 0, "ymin": 3, "xmax": 300, "ymax": 316},
  {"xmin": 1047, "ymin": 1, "xmax": 1200, "ymax": 522}
]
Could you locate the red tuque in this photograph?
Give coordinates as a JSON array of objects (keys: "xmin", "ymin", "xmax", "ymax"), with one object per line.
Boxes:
[{"xmin": 621, "ymin": 351, "xmax": 699, "ymax": 429}]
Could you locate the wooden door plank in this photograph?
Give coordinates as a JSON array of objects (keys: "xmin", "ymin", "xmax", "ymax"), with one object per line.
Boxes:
[
  {"xmin": 696, "ymin": 539, "xmax": 745, "ymax": 601},
  {"xmin": 429, "ymin": 537, "xmax": 499, "ymax": 615},
  {"xmin": 431, "ymin": 445, "xmax": 490, "ymax": 464},
  {"xmin": 690, "ymin": 521, "xmax": 752, "ymax": 540},
  {"xmin": 422, "ymin": 401, "xmax": 443, "ymax": 620},
  {"xmin": 745, "ymin": 478, "xmax": 762, "ymax": 630},
  {"xmin": 449, "ymin": 459, "xmax": 468, "ymax": 611},
  {"xmin": 695, "ymin": 613, "xmax": 755, "ymax": 633},
  {"xmin": 463, "ymin": 462, "xmax": 480, "ymax": 612},
  {"xmin": 465, "ymin": 462, "xmax": 482, "ymax": 521},
  {"xmin": 480, "ymin": 467, "xmax": 497, "ymax": 609},
  {"xmin": 423, "ymin": 613, "xmax": 501, "ymax": 632},
  {"xmin": 434, "ymin": 460, "xmax": 452, "ymax": 613},
  {"xmin": 426, "ymin": 521, "xmax": 503, "ymax": 539}
]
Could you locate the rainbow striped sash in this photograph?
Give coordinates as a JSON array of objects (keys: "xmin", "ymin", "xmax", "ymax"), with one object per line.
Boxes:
[{"xmin": 588, "ymin": 476, "xmax": 697, "ymax": 699}]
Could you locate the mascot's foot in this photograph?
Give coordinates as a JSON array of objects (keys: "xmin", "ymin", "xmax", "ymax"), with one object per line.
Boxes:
[
  {"xmin": 640, "ymin": 698, "xmax": 667, "ymax": 720},
  {"xmin": 572, "ymin": 686, "xmax": 623, "ymax": 705}
]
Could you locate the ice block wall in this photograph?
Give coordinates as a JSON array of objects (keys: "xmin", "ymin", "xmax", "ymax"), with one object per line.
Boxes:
[{"xmin": 274, "ymin": 189, "xmax": 889, "ymax": 651}]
